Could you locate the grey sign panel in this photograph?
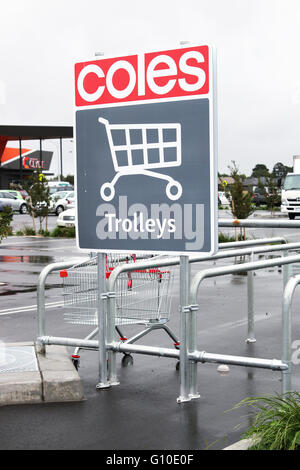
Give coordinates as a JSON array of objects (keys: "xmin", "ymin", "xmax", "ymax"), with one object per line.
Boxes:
[{"xmin": 76, "ymin": 98, "xmax": 213, "ymax": 254}]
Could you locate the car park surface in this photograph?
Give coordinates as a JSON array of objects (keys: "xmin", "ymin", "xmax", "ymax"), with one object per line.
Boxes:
[
  {"xmin": 0, "ymin": 213, "xmax": 299, "ymax": 450},
  {"xmin": 0, "ymin": 237, "xmax": 298, "ymax": 450}
]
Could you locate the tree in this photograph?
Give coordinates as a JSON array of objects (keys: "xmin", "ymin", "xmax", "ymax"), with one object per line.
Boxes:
[
  {"xmin": 265, "ymin": 175, "xmax": 281, "ymax": 213},
  {"xmin": 271, "ymin": 162, "xmax": 293, "ymax": 188},
  {"xmin": 257, "ymin": 177, "xmax": 267, "ymax": 196},
  {"xmin": 272, "ymin": 162, "xmax": 285, "ymax": 178},
  {"xmin": 251, "ymin": 164, "xmax": 270, "ymax": 178},
  {"xmin": 228, "ymin": 161, "xmax": 254, "ymax": 220},
  {"xmin": 25, "ymin": 171, "xmax": 51, "ymax": 233},
  {"xmin": 62, "ymin": 174, "xmax": 74, "ymax": 185},
  {"xmin": 0, "ymin": 205, "xmax": 13, "ymax": 242}
]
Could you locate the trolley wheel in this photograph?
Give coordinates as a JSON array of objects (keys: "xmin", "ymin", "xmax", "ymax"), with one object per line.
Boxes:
[
  {"xmin": 166, "ymin": 181, "xmax": 182, "ymax": 201},
  {"xmin": 72, "ymin": 356, "xmax": 80, "ymax": 370},
  {"xmin": 121, "ymin": 354, "xmax": 134, "ymax": 367},
  {"xmin": 100, "ymin": 182, "xmax": 115, "ymax": 202},
  {"xmin": 175, "ymin": 361, "xmax": 180, "ymax": 371}
]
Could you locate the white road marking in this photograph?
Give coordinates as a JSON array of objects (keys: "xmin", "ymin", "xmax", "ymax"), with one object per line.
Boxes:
[
  {"xmin": 0, "ymin": 239, "xmax": 72, "ymax": 246},
  {"xmin": 0, "ymin": 300, "xmax": 64, "ymax": 316}
]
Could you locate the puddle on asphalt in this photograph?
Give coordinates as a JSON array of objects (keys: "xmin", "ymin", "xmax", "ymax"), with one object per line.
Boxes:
[
  {"xmin": 0, "ymin": 255, "xmax": 54, "ymax": 264},
  {"xmin": 0, "ymin": 283, "xmax": 61, "ymax": 296},
  {"xmin": 0, "ymin": 285, "xmax": 36, "ymax": 296}
]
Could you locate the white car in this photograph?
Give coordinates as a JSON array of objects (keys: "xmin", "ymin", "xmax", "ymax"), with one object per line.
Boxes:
[
  {"xmin": 218, "ymin": 191, "xmax": 230, "ymax": 206},
  {"xmin": 0, "ymin": 190, "xmax": 28, "ymax": 214},
  {"xmin": 50, "ymin": 191, "xmax": 75, "ymax": 215},
  {"xmin": 57, "ymin": 208, "xmax": 75, "ymax": 227}
]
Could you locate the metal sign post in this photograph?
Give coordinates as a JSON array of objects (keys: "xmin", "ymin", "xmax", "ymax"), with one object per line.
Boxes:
[
  {"xmin": 74, "ymin": 44, "xmax": 218, "ymax": 392},
  {"xmin": 178, "ymin": 255, "xmax": 191, "ymax": 402},
  {"xmin": 177, "ymin": 255, "xmax": 200, "ymax": 403},
  {"xmin": 96, "ymin": 252, "xmax": 110, "ymax": 389}
]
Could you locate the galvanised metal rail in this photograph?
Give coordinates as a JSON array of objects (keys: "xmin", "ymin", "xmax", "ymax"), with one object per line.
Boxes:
[
  {"xmin": 219, "ymin": 218, "xmax": 300, "ymax": 228},
  {"xmin": 36, "ymin": 258, "xmax": 88, "ymax": 354},
  {"xmin": 101, "ymin": 251, "xmax": 300, "ymax": 401},
  {"xmin": 184, "ymin": 254, "xmax": 300, "ymax": 402},
  {"xmin": 219, "ymin": 237, "xmax": 287, "ymax": 249},
  {"xmin": 37, "ymin": 249, "xmax": 300, "ymax": 400},
  {"xmin": 36, "ymin": 238, "xmax": 290, "ymax": 353},
  {"xmin": 36, "ymin": 237, "xmax": 300, "ymax": 402},
  {"xmin": 282, "ymin": 274, "xmax": 300, "ymax": 393}
]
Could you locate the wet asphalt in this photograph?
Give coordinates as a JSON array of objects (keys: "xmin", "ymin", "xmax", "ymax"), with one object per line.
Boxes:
[{"xmin": 0, "ymin": 213, "xmax": 299, "ymax": 450}]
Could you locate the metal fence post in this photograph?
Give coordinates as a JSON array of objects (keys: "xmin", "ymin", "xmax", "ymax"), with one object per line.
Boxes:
[
  {"xmin": 282, "ymin": 250, "xmax": 290, "ymax": 292},
  {"xmin": 246, "ymin": 252, "xmax": 256, "ymax": 343},
  {"xmin": 281, "ymin": 275, "xmax": 300, "ymax": 393},
  {"xmin": 96, "ymin": 252, "xmax": 110, "ymax": 390},
  {"xmin": 177, "ymin": 255, "xmax": 192, "ymax": 403},
  {"xmin": 188, "ymin": 263, "xmax": 200, "ymax": 399},
  {"xmin": 107, "ymin": 290, "xmax": 119, "ymax": 386}
]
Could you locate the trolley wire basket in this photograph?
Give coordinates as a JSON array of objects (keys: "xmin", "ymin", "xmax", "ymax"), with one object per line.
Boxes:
[{"xmin": 61, "ymin": 254, "xmax": 174, "ymax": 327}]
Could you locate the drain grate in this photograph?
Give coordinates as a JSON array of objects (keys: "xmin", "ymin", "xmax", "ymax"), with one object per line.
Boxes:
[{"xmin": 0, "ymin": 345, "xmax": 39, "ymax": 373}]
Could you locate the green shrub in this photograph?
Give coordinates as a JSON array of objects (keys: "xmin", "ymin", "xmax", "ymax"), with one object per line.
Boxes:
[
  {"xmin": 23, "ymin": 225, "xmax": 36, "ymax": 236},
  {"xmin": 15, "ymin": 229, "xmax": 24, "ymax": 236},
  {"xmin": 218, "ymin": 232, "xmax": 247, "ymax": 243},
  {"xmin": 218, "ymin": 232, "xmax": 236, "ymax": 243},
  {"xmin": 38, "ymin": 229, "xmax": 51, "ymax": 237},
  {"xmin": 231, "ymin": 392, "xmax": 300, "ymax": 450},
  {"xmin": 0, "ymin": 205, "xmax": 13, "ymax": 242},
  {"xmin": 50, "ymin": 226, "xmax": 76, "ymax": 238},
  {"xmin": 228, "ymin": 161, "xmax": 254, "ymax": 219}
]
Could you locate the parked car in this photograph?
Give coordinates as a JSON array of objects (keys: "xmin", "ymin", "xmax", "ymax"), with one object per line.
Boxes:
[
  {"xmin": 50, "ymin": 191, "xmax": 75, "ymax": 215},
  {"xmin": 49, "ymin": 184, "xmax": 74, "ymax": 195},
  {"xmin": 252, "ymin": 189, "xmax": 268, "ymax": 206},
  {"xmin": 0, "ymin": 200, "xmax": 12, "ymax": 212},
  {"xmin": 218, "ymin": 191, "xmax": 230, "ymax": 206},
  {"xmin": 57, "ymin": 208, "xmax": 75, "ymax": 227},
  {"xmin": 0, "ymin": 190, "xmax": 28, "ymax": 214},
  {"xmin": 6, "ymin": 189, "xmax": 28, "ymax": 201}
]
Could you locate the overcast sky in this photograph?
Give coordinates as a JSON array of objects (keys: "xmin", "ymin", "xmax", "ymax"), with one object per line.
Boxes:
[{"xmin": 1, "ymin": 0, "xmax": 300, "ymax": 176}]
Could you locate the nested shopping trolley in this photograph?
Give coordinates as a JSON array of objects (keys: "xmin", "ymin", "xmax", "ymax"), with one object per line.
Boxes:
[
  {"xmin": 98, "ymin": 117, "xmax": 182, "ymax": 202},
  {"xmin": 60, "ymin": 254, "xmax": 179, "ymax": 369}
]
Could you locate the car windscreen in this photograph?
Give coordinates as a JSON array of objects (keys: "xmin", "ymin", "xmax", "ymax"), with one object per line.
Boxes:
[
  {"xmin": 51, "ymin": 191, "xmax": 68, "ymax": 199},
  {"xmin": 283, "ymin": 175, "xmax": 300, "ymax": 190}
]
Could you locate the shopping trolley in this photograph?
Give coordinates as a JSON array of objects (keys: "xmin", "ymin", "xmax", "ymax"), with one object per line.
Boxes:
[
  {"xmin": 98, "ymin": 117, "xmax": 183, "ymax": 202},
  {"xmin": 60, "ymin": 254, "xmax": 180, "ymax": 369}
]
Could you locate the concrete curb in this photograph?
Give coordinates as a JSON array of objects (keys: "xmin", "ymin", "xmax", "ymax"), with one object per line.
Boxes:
[
  {"xmin": 223, "ymin": 438, "xmax": 254, "ymax": 450},
  {"xmin": 36, "ymin": 344, "xmax": 85, "ymax": 403},
  {"xmin": 0, "ymin": 342, "xmax": 84, "ymax": 406},
  {"xmin": 253, "ymin": 212, "xmax": 287, "ymax": 219},
  {"xmin": 223, "ymin": 436, "xmax": 260, "ymax": 450},
  {"xmin": 0, "ymin": 371, "xmax": 43, "ymax": 406}
]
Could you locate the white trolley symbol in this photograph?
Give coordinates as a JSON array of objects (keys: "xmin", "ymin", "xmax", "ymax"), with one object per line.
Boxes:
[{"xmin": 98, "ymin": 117, "xmax": 183, "ymax": 201}]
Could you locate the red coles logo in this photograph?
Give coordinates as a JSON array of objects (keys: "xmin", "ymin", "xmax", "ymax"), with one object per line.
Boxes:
[
  {"xmin": 75, "ymin": 45, "xmax": 209, "ymax": 107},
  {"xmin": 23, "ymin": 157, "xmax": 45, "ymax": 169}
]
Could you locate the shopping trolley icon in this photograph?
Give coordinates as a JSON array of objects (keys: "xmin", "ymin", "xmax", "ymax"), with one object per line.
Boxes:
[{"xmin": 98, "ymin": 117, "xmax": 183, "ymax": 201}]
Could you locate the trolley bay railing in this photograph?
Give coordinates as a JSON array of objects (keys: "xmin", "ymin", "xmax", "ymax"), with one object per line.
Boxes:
[{"xmin": 37, "ymin": 241, "xmax": 300, "ymax": 403}]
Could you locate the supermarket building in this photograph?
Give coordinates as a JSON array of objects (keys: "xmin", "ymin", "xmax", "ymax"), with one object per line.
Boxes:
[{"xmin": 0, "ymin": 125, "xmax": 73, "ymax": 189}]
